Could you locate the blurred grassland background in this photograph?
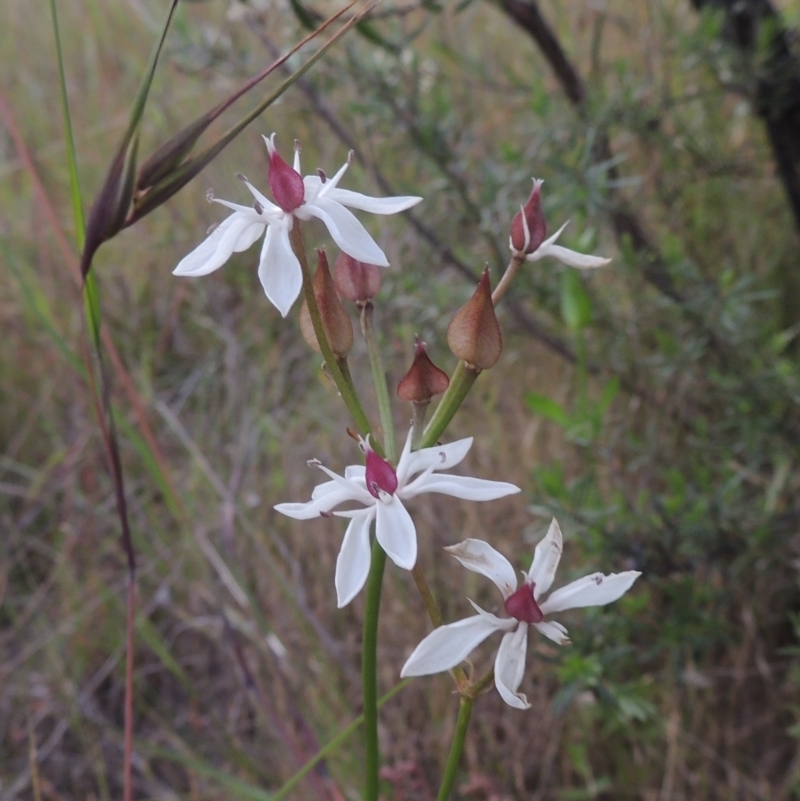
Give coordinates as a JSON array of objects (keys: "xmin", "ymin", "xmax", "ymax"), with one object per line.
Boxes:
[{"xmin": 2, "ymin": 0, "xmax": 800, "ymax": 798}]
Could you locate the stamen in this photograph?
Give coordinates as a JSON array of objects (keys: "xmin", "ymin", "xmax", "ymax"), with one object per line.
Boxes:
[
  {"xmin": 206, "ymin": 189, "xmax": 215, "ymax": 203},
  {"xmin": 317, "ymin": 168, "xmax": 327, "ymax": 184},
  {"xmin": 236, "ymin": 173, "xmax": 249, "ymax": 184},
  {"xmin": 254, "ymin": 200, "xmax": 264, "ymax": 215}
]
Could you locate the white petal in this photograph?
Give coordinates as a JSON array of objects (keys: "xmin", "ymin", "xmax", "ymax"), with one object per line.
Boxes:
[
  {"xmin": 539, "ymin": 571, "xmax": 641, "ymax": 615},
  {"xmin": 323, "ymin": 187, "xmax": 422, "ymax": 215},
  {"xmin": 274, "ymin": 488, "xmax": 359, "ymax": 519},
  {"xmin": 344, "ymin": 465, "xmax": 366, "ymax": 481},
  {"xmin": 396, "ymin": 436, "xmax": 473, "ymax": 485},
  {"xmin": 335, "ymin": 509, "xmax": 373, "ymax": 607},
  {"xmin": 527, "ymin": 518, "xmax": 563, "ymax": 599},
  {"xmin": 375, "ymin": 498, "xmax": 417, "ymax": 570},
  {"xmin": 494, "ymin": 625, "xmax": 530, "ymax": 709},
  {"xmin": 445, "ymin": 539, "xmax": 517, "ymax": 599},
  {"xmin": 309, "ymin": 478, "xmax": 340, "ymax": 501},
  {"xmin": 401, "ymin": 474, "xmax": 520, "ymax": 502},
  {"xmin": 174, "ymin": 212, "xmax": 265, "ymax": 276},
  {"xmin": 531, "ymin": 220, "xmax": 568, "ymax": 252},
  {"xmin": 310, "ymin": 478, "xmax": 369, "ymax": 505},
  {"xmin": 532, "ymin": 619, "xmax": 570, "ymax": 645},
  {"xmin": 531, "ymin": 243, "xmax": 611, "ymax": 269},
  {"xmin": 301, "ymin": 197, "xmax": 389, "ymax": 266},
  {"xmin": 240, "ymin": 179, "xmax": 282, "ymax": 220},
  {"xmin": 400, "ymin": 615, "xmax": 503, "ymax": 677},
  {"xmin": 467, "ymin": 599, "xmax": 518, "ymax": 630},
  {"xmin": 257, "ymin": 222, "xmax": 303, "ymax": 317},
  {"xmin": 313, "ymin": 465, "xmax": 374, "ymax": 505}
]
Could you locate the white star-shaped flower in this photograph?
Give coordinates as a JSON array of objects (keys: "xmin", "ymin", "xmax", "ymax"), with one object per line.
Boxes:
[
  {"xmin": 274, "ymin": 429, "xmax": 520, "ymax": 608},
  {"xmin": 173, "ymin": 134, "xmax": 422, "ymax": 317},
  {"xmin": 401, "ymin": 519, "xmax": 641, "ymax": 709},
  {"xmin": 510, "ymin": 179, "xmax": 611, "ymax": 269}
]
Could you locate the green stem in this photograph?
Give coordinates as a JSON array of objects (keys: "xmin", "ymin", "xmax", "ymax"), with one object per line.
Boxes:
[
  {"xmin": 290, "ymin": 225, "xmax": 373, "ymax": 439},
  {"xmin": 362, "ymin": 540, "xmax": 388, "ymax": 801},
  {"xmin": 421, "ymin": 362, "xmax": 479, "ymax": 449},
  {"xmin": 411, "ymin": 564, "xmax": 442, "ymax": 627},
  {"xmin": 435, "ymin": 698, "xmax": 474, "ymax": 801},
  {"xmin": 361, "ymin": 303, "xmax": 396, "ymax": 462}
]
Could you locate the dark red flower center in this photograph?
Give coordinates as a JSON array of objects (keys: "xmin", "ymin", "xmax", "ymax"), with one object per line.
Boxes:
[
  {"xmin": 365, "ymin": 448, "xmax": 398, "ymax": 499},
  {"xmin": 504, "ymin": 582, "xmax": 544, "ymax": 623},
  {"xmin": 509, "ymin": 181, "xmax": 546, "ymax": 255},
  {"xmin": 268, "ymin": 148, "xmax": 305, "ymax": 213}
]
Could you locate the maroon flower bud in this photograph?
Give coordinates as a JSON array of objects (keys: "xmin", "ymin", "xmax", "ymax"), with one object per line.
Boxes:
[
  {"xmin": 333, "ymin": 252, "xmax": 382, "ymax": 305},
  {"xmin": 510, "ymin": 179, "xmax": 546, "ymax": 255},
  {"xmin": 446, "ymin": 268, "xmax": 503, "ymax": 371},
  {"xmin": 504, "ymin": 582, "xmax": 544, "ymax": 624},
  {"xmin": 266, "ymin": 134, "xmax": 305, "ymax": 213},
  {"xmin": 299, "ymin": 250, "xmax": 354, "ymax": 358},
  {"xmin": 397, "ymin": 337, "xmax": 450, "ymax": 403}
]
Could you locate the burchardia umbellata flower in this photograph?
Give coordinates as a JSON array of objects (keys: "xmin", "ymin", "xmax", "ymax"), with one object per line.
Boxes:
[
  {"xmin": 174, "ymin": 134, "xmax": 422, "ymax": 316},
  {"xmin": 401, "ymin": 519, "xmax": 641, "ymax": 709},
  {"xmin": 510, "ymin": 179, "xmax": 610, "ymax": 269},
  {"xmin": 274, "ymin": 428, "xmax": 520, "ymax": 608}
]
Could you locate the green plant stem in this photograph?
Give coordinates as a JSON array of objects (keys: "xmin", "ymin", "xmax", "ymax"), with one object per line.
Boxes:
[
  {"xmin": 421, "ymin": 362, "xmax": 479, "ymax": 448},
  {"xmin": 410, "ymin": 565, "xmax": 442, "ymax": 627},
  {"xmin": 361, "ymin": 303, "xmax": 396, "ymax": 461},
  {"xmin": 362, "ymin": 541, "xmax": 388, "ymax": 801},
  {"xmin": 290, "ymin": 225, "xmax": 374, "ymax": 439},
  {"xmin": 435, "ymin": 697, "xmax": 474, "ymax": 801}
]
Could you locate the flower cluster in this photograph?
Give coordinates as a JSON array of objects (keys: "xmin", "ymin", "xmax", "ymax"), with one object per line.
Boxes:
[{"xmin": 173, "ymin": 133, "xmax": 638, "ymax": 711}]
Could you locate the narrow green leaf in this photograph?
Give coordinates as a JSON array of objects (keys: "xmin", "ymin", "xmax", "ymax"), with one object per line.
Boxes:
[
  {"xmin": 561, "ymin": 270, "xmax": 592, "ymax": 331},
  {"xmin": 135, "ymin": 615, "xmax": 193, "ymax": 691},
  {"xmin": 115, "ymin": 415, "xmax": 185, "ymax": 522},
  {"xmin": 2, "ymin": 236, "xmax": 83, "ymax": 374},
  {"xmin": 597, "ymin": 376, "xmax": 620, "ymax": 415},
  {"xmin": 524, "ymin": 392, "xmax": 570, "ymax": 427},
  {"xmin": 286, "ymin": 0, "xmax": 318, "ymax": 30},
  {"xmin": 49, "ymin": 0, "xmax": 85, "ymax": 249},
  {"xmin": 140, "ymin": 746, "xmax": 275, "ymax": 801}
]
